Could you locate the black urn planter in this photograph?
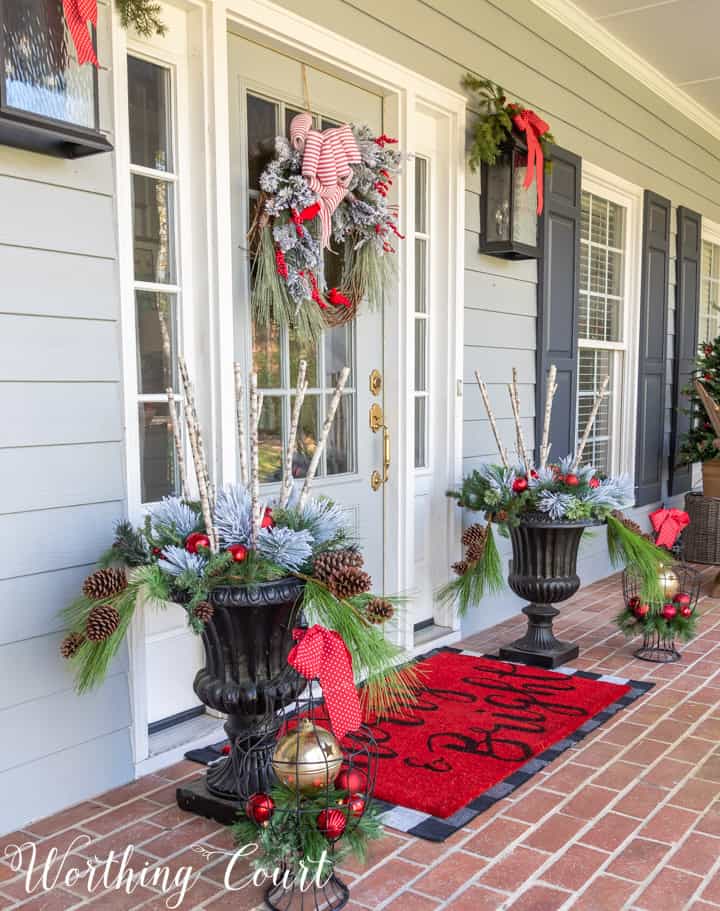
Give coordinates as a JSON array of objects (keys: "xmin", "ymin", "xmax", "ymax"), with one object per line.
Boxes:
[
  {"xmin": 177, "ymin": 577, "xmax": 306, "ymax": 823},
  {"xmin": 499, "ymin": 514, "xmax": 600, "ymax": 669}
]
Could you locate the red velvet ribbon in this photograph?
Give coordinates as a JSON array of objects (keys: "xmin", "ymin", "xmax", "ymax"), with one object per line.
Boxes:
[
  {"xmin": 62, "ymin": 0, "xmax": 98, "ymax": 67},
  {"xmin": 288, "ymin": 625, "xmax": 362, "ymax": 739},
  {"xmin": 649, "ymin": 508, "xmax": 690, "ymax": 549},
  {"xmin": 509, "ymin": 107, "xmax": 550, "ymax": 215}
]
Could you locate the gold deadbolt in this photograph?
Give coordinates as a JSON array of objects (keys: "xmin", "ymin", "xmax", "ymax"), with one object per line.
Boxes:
[{"xmin": 369, "ymin": 369, "xmax": 383, "ymax": 397}]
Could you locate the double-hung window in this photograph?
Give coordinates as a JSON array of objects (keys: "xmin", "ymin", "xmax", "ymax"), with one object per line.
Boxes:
[
  {"xmin": 576, "ymin": 189, "xmax": 629, "ymax": 474},
  {"xmin": 700, "ymin": 239, "xmax": 720, "ymax": 343}
]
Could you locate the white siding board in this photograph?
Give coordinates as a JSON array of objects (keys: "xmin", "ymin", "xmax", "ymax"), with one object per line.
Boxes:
[
  {"xmin": 463, "ymin": 346, "xmax": 536, "ymax": 383},
  {"xmin": 464, "ymin": 417, "xmax": 536, "ymax": 459},
  {"xmin": 0, "ymin": 176, "xmax": 115, "ymax": 258},
  {"xmin": 0, "ymin": 729, "xmax": 133, "ymax": 835},
  {"xmin": 0, "ymin": 502, "xmax": 122, "ymax": 579},
  {"xmin": 0, "ymin": 148, "xmax": 113, "ymax": 196},
  {"xmin": 0, "ymin": 565, "xmax": 96, "ymax": 646},
  {"xmin": 465, "ymin": 232, "xmax": 538, "ymax": 281},
  {"xmin": 463, "ymin": 383, "xmax": 535, "ymax": 422},
  {"xmin": 0, "ymin": 383, "xmax": 123, "ymax": 448},
  {"xmin": 464, "ymin": 311, "xmax": 536, "ymax": 349},
  {"xmin": 0, "ymin": 443, "xmax": 125, "ymax": 515},
  {"xmin": 0, "ymin": 246, "xmax": 118, "ymax": 320},
  {"xmin": 0, "ymin": 316, "xmax": 120, "ymax": 382},
  {"xmin": 465, "ymin": 271, "xmax": 537, "ymax": 316},
  {"xmin": 465, "ymin": 190, "xmax": 481, "ymax": 232}
]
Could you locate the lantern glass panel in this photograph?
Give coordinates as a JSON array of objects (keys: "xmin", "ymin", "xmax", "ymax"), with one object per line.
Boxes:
[
  {"xmin": 1, "ymin": 0, "xmax": 96, "ymax": 129},
  {"xmin": 511, "ymin": 148, "xmax": 538, "ymax": 247},
  {"xmin": 484, "ymin": 153, "xmax": 512, "ymax": 243}
]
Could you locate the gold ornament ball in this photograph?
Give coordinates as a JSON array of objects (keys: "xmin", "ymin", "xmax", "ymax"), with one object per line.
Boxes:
[
  {"xmin": 272, "ymin": 719, "xmax": 343, "ymax": 793},
  {"xmin": 658, "ymin": 566, "xmax": 680, "ymax": 600}
]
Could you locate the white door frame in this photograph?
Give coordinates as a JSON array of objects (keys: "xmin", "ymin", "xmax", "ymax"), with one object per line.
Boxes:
[{"xmin": 114, "ymin": 0, "xmax": 466, "ymax": 773}]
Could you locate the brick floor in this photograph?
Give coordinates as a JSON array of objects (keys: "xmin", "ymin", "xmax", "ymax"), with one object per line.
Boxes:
[{"xmin": 2, "ymin": 567, "xmax": 720, "ymax": 910}]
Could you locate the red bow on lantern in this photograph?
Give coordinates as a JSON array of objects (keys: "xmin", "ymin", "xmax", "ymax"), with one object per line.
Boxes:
[
  {"xmin": 62, "ymin": 0, "xmax": 98, "ymax": 67},
  {"xmin": 649, "ymin": 508, "xmax": 690, "ymax": 549},
  {"xmin": 508, "ymin": 106, "xmax": 550, "ymax": 215},
  {"xmin": 288, "ymin": 625, "xmax": 362, "ymax": 739}
]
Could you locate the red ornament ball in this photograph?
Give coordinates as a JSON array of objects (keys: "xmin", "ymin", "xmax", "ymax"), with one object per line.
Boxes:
[
  {"xmin": 261, "ymin": 508, "xmax": 275, "ymax": 529},
  {"xmin": 246, "ymin": 793, "xmax": 275, "ymax": 825},
  {"xmin": 704, "ymin": 372, "xmax": 713, "ymax": 381},
  {"xmin": 512, "ymin": 477, "xmax": 529, "ymax": 494},
  {"xmin": 705, "ymin": 345, "xmax": 714, "ymax": 356},
  {"xmin": 345, "ymin": 795, "xmax": 366, "ymax": 818},
  {"xmin": 680, "ymin": 605, "xmax": 693, "ymax": 618},
  {"xmin": 185, "ymin": 532, "xmax": 211, "ymax": 554},
  {"xmin": 635, "ymin": 603, "xmax": 650, "ymax": 620},
  {"xmin": 317, "ymin": 808, "xmax": 347, "ymax": 841},
  {"xmin": 673, "ymin": 592, "xmax": 691, "ymax": 606},
  {"xmin": 564, "ymin": 473, "xmax": 579, "ymax": 487},
  {"xmin": 228, "ymin": 543, "xmax": 248, "ymax": 563},
  {"xmin": 627, "ymin": 596, "xmax": 640, "ymax": 610},
  {"xmin": 589, "ymin": 477, "xmax": 600, "ymax": 489},
  {"xmin": 661, "ymin": 604, "xmax": 677, "ymax": 621},
  {"xmin": 335, "ymin": 768, "xmax": 366, "ymax": 794},
  {"xmin": 530, "ymin": 469, "xmax": 539, "ymax": 479},
  {"xmin": 152, "ymin": 546, "xmax": 162, "ymax": 557}
]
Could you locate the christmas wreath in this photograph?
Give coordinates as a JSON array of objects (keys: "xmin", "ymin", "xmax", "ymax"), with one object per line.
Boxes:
[
  {"xmin": 440, "ymin": 366, "xmax": 669, "ymax": 615},
  {"xmin": 250, "ymin": 117, "xmax": 403, "ymax": 342},
  {"xmin": 58, "ymin": 358, "xmax": 418, "ymax": 716}
]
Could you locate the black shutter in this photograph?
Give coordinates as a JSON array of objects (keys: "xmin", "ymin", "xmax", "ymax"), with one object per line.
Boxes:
[
  {"xmin": 536, "ymin": 147, "xmax": 582, "ymax": 461},
  {"xmin": 669, "ymin": 207, "xmax": 702, "ymax": 496},
  {"xmin": 635, "ymin": 191, "xmax": 671, "ymax": 505}
]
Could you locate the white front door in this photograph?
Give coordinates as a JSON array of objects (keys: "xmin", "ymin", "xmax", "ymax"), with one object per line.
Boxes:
[{"xmin": 228, "ymin": 35, "xmax": 386, "ymax": 584}]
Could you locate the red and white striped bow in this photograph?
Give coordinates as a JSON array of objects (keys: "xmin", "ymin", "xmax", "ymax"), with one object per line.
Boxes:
[
  {"xmin": 62, "ymin": 0, "xmax": 98, "ymax": 67},
  {"xmin": 290, "ymin": 113, "xmax": 361, "ymax": 248}
]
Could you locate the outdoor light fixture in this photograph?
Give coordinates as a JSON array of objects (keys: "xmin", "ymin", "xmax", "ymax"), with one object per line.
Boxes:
[
  {"xmin": 0, "ymin": 0, "xmax": 111, "ymax": 157},
  {"xmin": 479, "ymin": 130, "xmax": 541, "ymax": 260}
]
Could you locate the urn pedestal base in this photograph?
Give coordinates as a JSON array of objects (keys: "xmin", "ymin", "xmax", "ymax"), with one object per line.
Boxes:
[
  {"xmin": 176, "ymin": 776, "xmax": 244, "ymax": 827},
  {"xmin": 499, "ymin": 603, "xmax": 579, "ymax": 668}
]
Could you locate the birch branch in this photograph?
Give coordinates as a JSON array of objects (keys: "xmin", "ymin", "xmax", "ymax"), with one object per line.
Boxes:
[
  {"xmin": 233, "ymin": 363, "xmax": 248, "ymax": 487},
  {"xmin": 509, "ymin": 367, "xmax": 531, "ymax": 474},
  {"xmin": 573, "ymin": 374, "xmax": 610, "ymax": 468},
  {"xmin": 474, "ymin": 371, "xmax": 509, "ymax": 468},
  {"xmin": 280, "ymin": 360, "xmax": 309, "ymax": 509},
  {"xmin": 249, "ymin": 372, "xmax": 262, "ymax": 546},
  {"xmin": 178, "ymin": 356, "xmax": 217, "ymax": 552},
  {"xmin": 695, "ymin": 379, "xmax": 720, "ymax": 440},
  {"xmin": 539, "ymin": 364, "xmax": 558, "ymax": 470},
  {"xmin": 298, "ymin": 366, "xmax": 351, "ymax": 510},
  {"xmin": 166, "ymin": 389, "xmax": 190, "ymax": 500}
]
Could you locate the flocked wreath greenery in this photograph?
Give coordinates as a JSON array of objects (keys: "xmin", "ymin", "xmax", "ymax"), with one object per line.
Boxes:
[{"xmin": 116, "ymin": 0, "xmax": 166, "ymax": 37}]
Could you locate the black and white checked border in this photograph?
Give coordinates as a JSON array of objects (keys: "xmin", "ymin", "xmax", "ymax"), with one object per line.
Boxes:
[{"xmin": 372, "ymin": 647, "xmax": 654, "ymax": 843}]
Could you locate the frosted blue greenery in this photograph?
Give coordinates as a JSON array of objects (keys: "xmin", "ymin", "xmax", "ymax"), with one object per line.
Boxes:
[
  {"xmin": 149, "ymin": 497, "xmax": 199, "ymax": 539},
  {"xmin": 537, "ymin": 491, "xmax": 576, "ymax": 520},
  {"xmin": 214, "ymin": 485, "xmax": 256, "ymax": 547},
  {"xmin": 257, "ymin": 526, "xmax": 313, "ymax": 571},
  {"xmin": 158, "ymin": 545, "xmax": 208, "ymax": 577}
]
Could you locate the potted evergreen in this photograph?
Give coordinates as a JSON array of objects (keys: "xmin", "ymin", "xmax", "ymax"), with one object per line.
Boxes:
[{"xmin": 679, "ymin": 336, "xmax": 720, "ymax": 497}]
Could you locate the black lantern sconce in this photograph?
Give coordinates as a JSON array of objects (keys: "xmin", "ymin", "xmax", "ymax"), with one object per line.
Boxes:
[
  {"xmin": 0, "ymin": 0, "xmax": 111, "ymax": 158},
  {"xmin": 479, "ymin": 130, "xmax": 541, "ymax": 260}
]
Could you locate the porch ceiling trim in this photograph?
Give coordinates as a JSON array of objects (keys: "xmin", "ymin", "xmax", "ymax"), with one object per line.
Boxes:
[{"xmin": 530, "ymin": 0, "xmax": 720, "ymax": 144}]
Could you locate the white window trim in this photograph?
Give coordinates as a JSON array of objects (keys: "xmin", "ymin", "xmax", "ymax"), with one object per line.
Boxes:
[{"xmin": 580, "ymin": 162, "xmax": 643, "ymax": 483}]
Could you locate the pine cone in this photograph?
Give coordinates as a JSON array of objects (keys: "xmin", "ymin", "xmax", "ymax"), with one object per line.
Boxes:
[
  {"xmin": 462, "ymin": 524, "xmax": 486, "ymax": 549},
  {"xmin": 452, "ymin": 560, "xmax": 469, "ymax": 576},
  {"xmin": 85, "ymin": 604, "xmax": 121, "ymax": 642},
  {"xmin": 365, "ymin": 598, "xmax": 395, "ymax": 624},
  {"xmin": 60, "ymin": 632, "xmax": 85, "ymax": 659},
  {"xmin": 326, "ymin": 566, "xmax": 372, "ymax": 599},
  {"xmin": 194, "ymin": 601, "xmax": 215, "ymax": 623},
  {"xmin": 313, "ymin": 548, "xmax": 364, "ymax": 584},
  {"xmin": 82, "ymin": 567, "xmax": 127, "ymax": 601},
  {"xmin": 611, "ymin": 510, "xmax": 644, "ymax": 538}
]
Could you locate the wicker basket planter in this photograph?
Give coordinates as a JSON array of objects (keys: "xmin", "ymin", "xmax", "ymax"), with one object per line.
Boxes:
[
  {"xmin": 703, "ymin": 460, "xmax": 720, "ymax": 498},
  {"xmin": 683, "ymin": 492, "xmax": 720, "ymax": 564}
]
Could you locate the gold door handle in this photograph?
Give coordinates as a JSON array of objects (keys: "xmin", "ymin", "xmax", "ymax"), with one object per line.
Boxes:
[{"xmin": 370, "ymin": 412, "xmax": 391, "ymax": 492}]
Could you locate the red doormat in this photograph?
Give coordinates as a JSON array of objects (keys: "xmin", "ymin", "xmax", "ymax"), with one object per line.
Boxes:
[{"xmin": 358, "ymin": 649, "xmax": 652, "ymax": 840}]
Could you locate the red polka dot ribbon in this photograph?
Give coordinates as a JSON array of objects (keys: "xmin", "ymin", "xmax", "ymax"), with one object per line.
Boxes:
[{"xmin": 288, "ymin": 625, "xmax": 362, "ymax": 739}]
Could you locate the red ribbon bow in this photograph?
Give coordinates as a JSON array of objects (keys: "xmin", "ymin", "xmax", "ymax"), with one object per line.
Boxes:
[
  {"xmin": 649, "ymin": 508, "xmax": 690, "ymax": 549},
  {"xmin": 288, "ymin": 625, "xmax": 362, "ymax": 739},
  {"xmin": 509, "ymin": 107, "xmax": 550, "ymax": 215},
  {"xmin": 62, "ymin": 0, "xmax": 98, "ymax": 67}
]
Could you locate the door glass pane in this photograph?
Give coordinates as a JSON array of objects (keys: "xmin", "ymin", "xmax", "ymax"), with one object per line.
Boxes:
[
  {"xmin": 139, "ymin": 403, "xmax": 177, "ymax": 502},
  {"xmin": 324, "ymin": 324, "xmax": 352, "ymax": 388},
  {"xmin": 415, "ymin": 239, "xmax": 427, "ymax": 313},
  {"xmin": 247, "ymin": 94, "xmax": 278, "ymax": 190},
  {"xmin": 258, "ymin": 396, "xmax": 284, "ymax": 483},
  {"xmin": 289, "ymin": 334, "xmax": 319, "ymax": 388},
  {"xmin": 128, "ymin": 57, "xmax": 172, "ymax": 171},
  {"xmin": 326, "ymin": 394, "xmax": 354, "ymax": 476},
  {"xmin": 136, "ymin": 291, "xmax": 177, "ymax": 393},
  {"xmin": 286, "ymin": 106, "xmax": 305, "ymax": 135},
  {"xmin": 2, "ymin": 0, "xmax": 95, "ymax": 128},
  {"xmin": 254, "ymin": 322, "xmax": 282, "ymax": 388},
  {"xmin": 132, "ymin": 175, "xmax": 175, "ymax": 283},
  {"xmin": 414, "ymin": 397, "xmax": 427, "ymax": 469},
  {"xmin": 415, "ymin": 157, "xmax": 427, "ymax": 234},
  {"xmin": 415, "ymin": 320, "xmax": 427, "ymax": 391},
  {"xmin": 292, "ymin": 395, "xmax": 320, "ymax": 479}
]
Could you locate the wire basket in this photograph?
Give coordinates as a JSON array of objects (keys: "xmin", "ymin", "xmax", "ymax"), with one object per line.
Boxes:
[
  {"xmin": 622, "ymin": 562, "xmax": 701, "ymax": 663},
  {"xmin": 236, "ymin": 681, "xmax": 378, "ymax": 911}
]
